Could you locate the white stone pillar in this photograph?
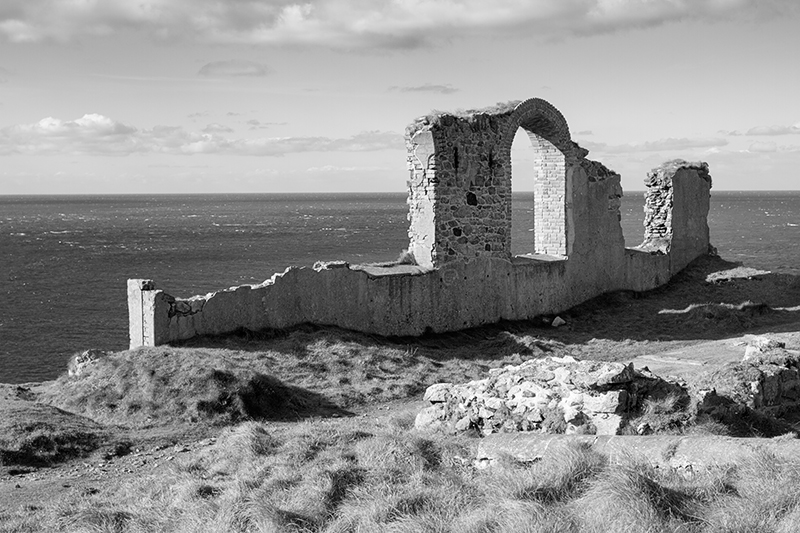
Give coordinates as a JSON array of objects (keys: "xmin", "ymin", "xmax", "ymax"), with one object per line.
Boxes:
[{"xmin": 127, "ymin": 279, "xmax": 158, "ymax": 349}]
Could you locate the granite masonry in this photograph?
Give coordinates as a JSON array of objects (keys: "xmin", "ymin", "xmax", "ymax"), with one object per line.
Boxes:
[{"xmin": 128, "ymin": 97, "xmax": 713, "ymax": 348}]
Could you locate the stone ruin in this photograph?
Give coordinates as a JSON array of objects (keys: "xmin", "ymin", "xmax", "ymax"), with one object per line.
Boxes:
[
  {"xmin": 414, "ymin": 357, "xmax": 686, "ymax": 436},
  {"xmin": 415, "ymin": 335, "xmax": 800, "ymax": 437},
  {"xmin": 128, "ymin": 97, "xmax": 713, "ymax": 348}
]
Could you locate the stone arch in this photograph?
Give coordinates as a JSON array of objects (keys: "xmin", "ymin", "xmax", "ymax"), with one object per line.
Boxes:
[{"xmin": 501, "ymin": 98, "xmax": 573, "ymax": 257}]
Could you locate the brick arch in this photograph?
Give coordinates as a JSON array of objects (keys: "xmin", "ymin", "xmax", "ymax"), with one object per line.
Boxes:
[
  {"xmin": 499, "ymin": 98, "xmax": 574, "ymax": 159},
  {"xmin": 501, "ymin": 98, "xmax": 573, "ymax": 257}
]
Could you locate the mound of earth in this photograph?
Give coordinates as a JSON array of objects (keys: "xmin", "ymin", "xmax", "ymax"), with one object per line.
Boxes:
[
  {"xmin": 0, "ymin": 387, "xmax": 106, "ymax": 468},
  {"xmin": 38, "ymin": 348, "xmax": 345, "ymax": 427}
]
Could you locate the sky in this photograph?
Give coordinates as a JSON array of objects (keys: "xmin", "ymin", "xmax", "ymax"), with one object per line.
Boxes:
[{"xmin": 1, "ymin": 0, "xmax": 799, "ymax": 194}]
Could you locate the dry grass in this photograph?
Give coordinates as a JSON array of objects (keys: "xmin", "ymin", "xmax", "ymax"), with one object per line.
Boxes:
[
  {"xmin": 36, "ymin": 330, "xmax": 526, "ymax": 430},
  {"xmin": 3, "ymin": 255, "xmax": 800, "ymax": 530},
  {"xmin": 0, "ymin": 402, "xmax": 106, "ymax": 468},
  {"xmin": 5, "ymin": 418, "xmax": 800, "ymax": 533}
]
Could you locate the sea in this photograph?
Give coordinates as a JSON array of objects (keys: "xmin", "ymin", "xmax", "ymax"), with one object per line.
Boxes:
[{"xmin": 2, "ymin": 191, "xmax": 799, "ymax": 384}]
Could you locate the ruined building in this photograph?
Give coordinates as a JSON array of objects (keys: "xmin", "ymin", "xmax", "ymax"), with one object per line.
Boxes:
[{"xmin": 128, "ymin": 98, "xmax": 711, "ymax": 348}]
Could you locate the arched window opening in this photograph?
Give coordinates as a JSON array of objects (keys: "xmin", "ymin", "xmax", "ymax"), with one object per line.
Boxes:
[
  {"xmin": 509, "ymin": 126, "xmax": 568, "ymax": 258},
  {"xmin": 510, "ymin": 128, "xmax": 536, "ymax": 256}
]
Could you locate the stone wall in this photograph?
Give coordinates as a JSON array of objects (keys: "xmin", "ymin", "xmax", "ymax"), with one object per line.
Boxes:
[
  {"xmin": 639, "ymin": 160, "xmax": 712, "ymax": 274},
  {"xmin": 404, "ymin": 99, "xmax": 576, "ymax": 268},
  {"xmin": 128, "ymin": 98, "xmax": 713, "ymax": 349}
]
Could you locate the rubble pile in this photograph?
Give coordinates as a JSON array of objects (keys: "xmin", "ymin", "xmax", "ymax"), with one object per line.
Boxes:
[{"xmin": 415, "ymin": 356, "xmax": 685, "ymax": 436}]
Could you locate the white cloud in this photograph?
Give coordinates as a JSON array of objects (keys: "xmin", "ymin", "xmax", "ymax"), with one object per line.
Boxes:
[
  {"xmin": 247, "ymin": 119, "xmax": 287, "ymax": 129},
  {"xmin": 747, "ymin": 141, "xmax": 778, "ymax": 153},
  {"xmin": 1, "ymin": 0, "xmax": 796, "ymax": 48},
  {"xmin": 389, "ymin": 84, "xmax": 459, "ymax": 94},
  {"xmin": 307, "ymin": 165, "xmax": 387, "ymax": 172},
  {"xmin": 202, "ymin": 123, "xmax": 234, "ymax": 133},
  {"xmin": 0, "ymin": 114, "xmax": 402, "ymax": 156},
  {"xmin": 585, "ymin": 137, "xmax": 729, "ymax": 154},
  {"xmin": 197, "ymin": 60, "xmax": 271, "ymax": 77},
  {"xmin": 745, "ymin": 124, "xmax": 800, "ymax": 136}
]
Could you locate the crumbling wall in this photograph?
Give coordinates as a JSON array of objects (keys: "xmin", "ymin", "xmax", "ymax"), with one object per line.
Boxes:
[
  {"xmin": 128, "ymin": 98, "xmax": 714, "ymax": 349},
  {"xmin": 639, "ymin": 160, "xmax": 712, "ymax": 274},
  {"xmin": 405, "ymin": 98, "xmax": 575, "ymax": 268},
  {"xmin": 406, "ymin": 112, "xmax": 512, "ymax": 267}
]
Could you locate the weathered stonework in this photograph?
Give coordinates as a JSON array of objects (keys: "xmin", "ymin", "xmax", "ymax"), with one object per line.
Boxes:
[
  {"xmin": 405, "ymin": 99, "xmax": 579, "ymax": 267},
  {"xmin": 639, "ymin": 160, "xmax": 712, "ymax": 275},
  {"xmin": 128, "ymin": 98, "xmax": 714, "ymax": 349}
]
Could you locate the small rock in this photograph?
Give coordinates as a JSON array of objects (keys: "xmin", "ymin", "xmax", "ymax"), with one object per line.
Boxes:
[
  {"xmin": 552, "ymin": 316, "xmax": 567, "ymax": 327},
  {"xmin": 67, "ymin": 349, "xmax": 105, "ymax": 377},
  {"xmin": 423, "ymin": 383, "xmax": 452, "ymax": 403},
  {"xmin": 583, "ymin": 390, "xmax": 627, "ymax": 414},
  {"xmin": 454, "ymin": 416, "xmax": 472, "ymax": 431}
]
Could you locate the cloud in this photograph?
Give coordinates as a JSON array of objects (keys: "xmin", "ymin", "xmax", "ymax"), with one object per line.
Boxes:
[
  {"xmin": 587, "ymin": 137, "xmax": 729, "ymax": 154},
  {"xmin": 188, "ymin": 111, "xmax": 209, "ymax": 119},
  {"xmin": 202, "ymin": 123, "xmax": 234, "ymax": 133},
  {"xmin": 0, "ymin": 66, "xmax": 9, "ymax": 83},
  {"xmin": 0, "ymin": 114, "xmax": 139, "ymax": 155},
  {"xmin": 744, "ymin": 124, "xmax": 800, "ymax": 136},
  {"xmin": 389, "ymin": 84, "xmax": 459, "ymax": 94},
  {"xmin": 1, "ymin": 0, "xmax": 795, "ymax": 48},
  {"xmin": 198, "ymin": 60, "xmax": 271, "ymax": 77},
  {"xmin": 574, "ymin": 130, "xmax": 593, "ymax": 136},
  {"xmin": 307, "ymin": 165, "xmax": 387, "ymax": 172},
  {"xmin": 747, "ymin": 141, "xmax": 778, "ymax": 153},
  {"xmin": 233, "ymin": 131, "xmax": 402, "ymax": 155},
  {"xmin": 247, "ymin": 119, "xmax": 286, "ymax": 129},
  {"xmin": 0, "ymin": 113, "xmax": 402, "ymax": 156}
]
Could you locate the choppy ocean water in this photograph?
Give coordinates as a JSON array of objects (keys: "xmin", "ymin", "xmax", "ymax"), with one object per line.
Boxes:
[{"xmin": 1, "ymin": 191, "xmax": 798, "ymax": 383}]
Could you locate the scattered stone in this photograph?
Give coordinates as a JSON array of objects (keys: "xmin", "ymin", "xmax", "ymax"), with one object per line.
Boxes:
[
  {"xmin": 551, "ymin": 316, "xmax": 567, "ymax": 327},
  {"xmin": 67, "ymin": 349, "xmax": 106, "ymax": 377},
  {"xmin": 700, "ymin": 344, "xmax": 800, "ymax": 415},
  {"xmin": 743, "ymin": 335, "xmax": 786, "ymax": 361}
]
